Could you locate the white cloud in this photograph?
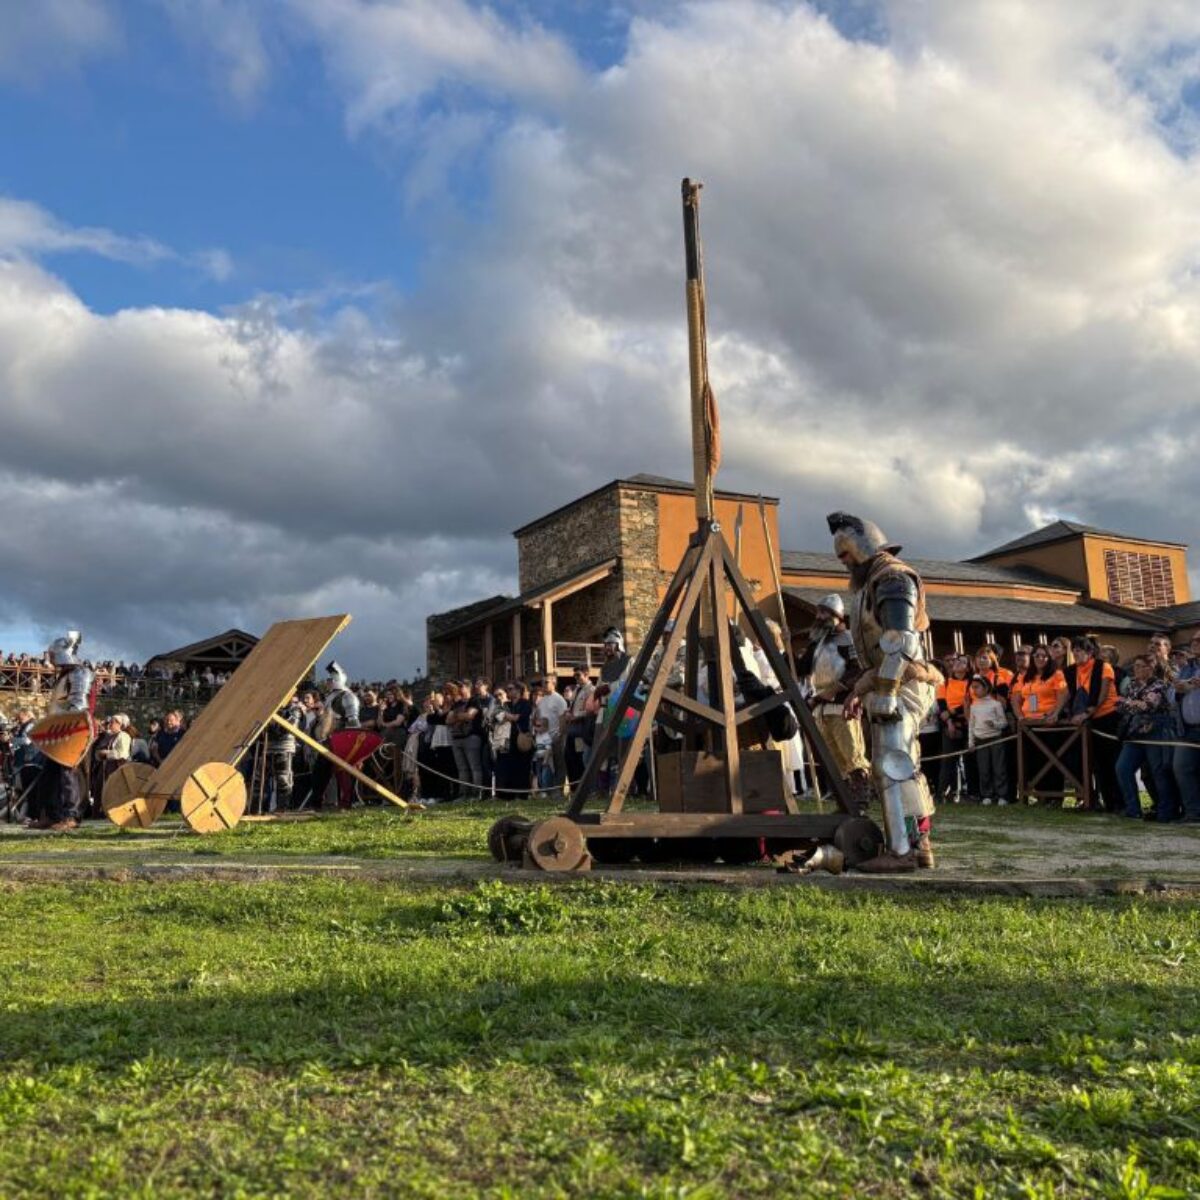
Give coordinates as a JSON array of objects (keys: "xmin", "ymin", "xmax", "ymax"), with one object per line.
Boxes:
[
  {"xmin": 0, "ymin": 197, "xmax": 234, "ymax": 281},
  {"xmin": 286, "ymin": 0, "xmax": 582, "ymax": 131},
  {"xmin": 7, "ymin": 1, "xmax": 1200, "ymax": 672},
  {"xmin": 155, "ymin": 0, "xmax": 272, "ymax": 107},
  {"xmin": 0, "ymin": 0, "xmax": 117, "ymax": 83}
]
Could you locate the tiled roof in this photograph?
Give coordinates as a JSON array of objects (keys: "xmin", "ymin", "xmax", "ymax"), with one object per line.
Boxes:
[
  {"xmin": 1153, "ymin": 600, "xmax": 1200, "ymax": 627},
  {"xmin": 971, "ymin": 519, "xmax": 1184, "ymax": 560},
  {"xmin": 783, "ymin": 587, "xmax": 1162, "ymax": 632},
  {"xmin": 780, "ymin": 550, "xmax": 1075, "ymax": 591},
  {"xmin": 428, "ymin": 557, "xmax": 619, "ymax": 640}
]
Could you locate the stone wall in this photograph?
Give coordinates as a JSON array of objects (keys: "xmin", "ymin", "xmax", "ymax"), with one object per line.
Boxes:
[
  {"xmin": 617, "ymin": 486, "xmax": 670, "ymax": 656},
  {"xmin": 517, "ymin": 486, "xmax": 622, "ymax": 592},
  {"xmin": 551, "ymin": 575, "xmax": 624, "ymax": 648},
  {"xmin": 0, "ymin": 689, "xmax": 209, "ymax": 731}
]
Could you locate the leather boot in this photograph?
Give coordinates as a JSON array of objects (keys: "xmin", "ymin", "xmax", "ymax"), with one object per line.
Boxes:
[
  {"xmin": 855, "ymin": 850, "xmax": 916, "ymax": 873},
  {"xmin": 915, "ymin": 833, "xmax": 935, "ymax": 869}
]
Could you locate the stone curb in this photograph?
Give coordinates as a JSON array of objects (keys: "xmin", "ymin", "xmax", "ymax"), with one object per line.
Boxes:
[{"xmin": 0, "ymin": 858, "xmax": 1198, "ymax": 898}]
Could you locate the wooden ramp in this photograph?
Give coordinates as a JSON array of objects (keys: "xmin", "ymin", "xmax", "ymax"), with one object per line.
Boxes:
[{"xmin": 105, "ymin": 615, "xmax": 350, "ymax": 830}]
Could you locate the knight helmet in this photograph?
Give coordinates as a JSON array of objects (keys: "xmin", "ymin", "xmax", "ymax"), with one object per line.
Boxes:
[
  {"xmin": 324, "ymin": 660, "xmax": 349, "ymax": 692},
  {"xmin": 826, "ymin": 512, "xmax": 900, "ymax": 566},
  {"xmin": 47, "ymin": 630, "xmax": 82, "ymax": 669}
]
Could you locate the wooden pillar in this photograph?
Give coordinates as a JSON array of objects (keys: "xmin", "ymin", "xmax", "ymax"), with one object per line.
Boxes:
[
  {"xmin": 542, "ymin": 600, "xmax": 555, "ymax": 679},
  {"xmin": 512, "ymin": 611, "xmax": 523, "ymax": 676},
  {"xmin": 483, "ymin": 622, "xmax": 494, "ymax": 680},
  {"xmin": 457, "ymin": 636, "xmax": 466, "ymax": 675}
]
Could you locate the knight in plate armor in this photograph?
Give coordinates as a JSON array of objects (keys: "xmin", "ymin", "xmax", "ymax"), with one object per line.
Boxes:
[
  {"xmin": 26, "ymin": 631, "xmax": 94, "ymax": 830},
  {"xmin": 828, "ymin": 513, "xmax": 942, "ymax": 871},
  {"xmin": 318, "ymin": 660, "xmax": 361, "ymax": 736},
  {"xmin": 795, "ymin": 594, "xmax": 872, "ymax": 814},
  {"xmin": 307, "ymin": 661, "xmax": 362, "ymax": 810}
]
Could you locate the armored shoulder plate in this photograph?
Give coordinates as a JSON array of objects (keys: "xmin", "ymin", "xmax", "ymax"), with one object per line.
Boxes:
[{"xmin": 873, "ymin": 571, "xmax": 919, "ymax": 606}]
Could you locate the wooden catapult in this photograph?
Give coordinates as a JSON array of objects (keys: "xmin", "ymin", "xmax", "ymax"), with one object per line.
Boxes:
[
  {"xmin": 98, "ymin": 614, "xmax": 413, "ymax": 832},
  {"xmin": 489, "ymin": 180, "xmax": 885, "ymax": 872}
]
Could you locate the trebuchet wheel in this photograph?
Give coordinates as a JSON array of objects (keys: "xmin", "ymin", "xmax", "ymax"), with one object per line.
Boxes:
[
  {"xmin": 833, "ymin": 816, "xmax": 885, "ymax": 867},
  {"xmin": 181, "ymin": 762, "xmax": 247, "ymax": 834},
  {"xmin": 102, "ymin": 762, "xmax": 163, "ymax": 829},
  {"xmin": 525, "ymin": 816, "xmax": 590, "ymax": 872},
  {"xmin": 488, "ymin": 814, "xmax": 534, "ymax": 863}
]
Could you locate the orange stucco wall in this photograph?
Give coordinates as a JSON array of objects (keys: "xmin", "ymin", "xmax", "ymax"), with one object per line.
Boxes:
[
  {"xmin": 978, "ymin": 540, "xmax": 1090, "ymax": 591},
  {"xmin": 1080, "ymin": 535, "xmax": 1191, "ymax": 605},
  {"xmin": 778, "ymin": 569, "xmax": 1081, "ymax": 604},
  {"xmin": 656, "ymin": 492, "xmax": 780, "ymax": 601}
]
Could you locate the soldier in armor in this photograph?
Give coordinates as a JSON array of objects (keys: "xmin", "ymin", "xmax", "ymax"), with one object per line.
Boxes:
[
  {"xmin": 307, "ymin": 661, "xmax": 361, "ymax": 810},
  {"xmin": 265, "ymin": 693, "xmax": 306, "ymax": 811},
  {"xmin": 317, "ymin": 661, "xmax": 361, "ymax": 736},
  {"xmin": 795, "ymin": 594, "xmax": 872, "ymax": 814},
  {"xmin": 828, "ymin": 513, "xmax": 941, "ymax": 872},
  {"xmin": 26, "ymin": 631, "xmax": 94, "ymax": 831}
]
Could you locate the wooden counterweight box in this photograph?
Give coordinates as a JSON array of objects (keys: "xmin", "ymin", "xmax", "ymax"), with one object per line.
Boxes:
[{"xmin": 656, "ymin": 749, "xmax": 785, "ymax": 813}]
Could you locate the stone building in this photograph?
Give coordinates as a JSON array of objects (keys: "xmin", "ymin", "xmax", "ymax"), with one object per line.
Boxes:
[
  {"xmin": 782, "ymin": 520, "xmax": 1197, "ymax": 661},
  {"xmin": 426, "ymin": 474, "xmax": 780, "ymax": 682},
  {"xmin": 428, "ymin": 476, "xmax": 1199, "ymax": 679}
]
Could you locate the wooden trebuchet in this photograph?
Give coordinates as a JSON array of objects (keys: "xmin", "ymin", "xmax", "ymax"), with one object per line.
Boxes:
[{"xmin": 494, "ymin": 179, "xmax": 881, "ymax": 872}]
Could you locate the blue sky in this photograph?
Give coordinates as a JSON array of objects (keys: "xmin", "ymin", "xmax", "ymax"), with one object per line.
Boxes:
[
  {"xmin": 1, "ymin": 1, "xmax": 1199, "ymax": 674},
  {"xmin": 2, "ymin": 10, "xmax": 417, "ymax": 314}
]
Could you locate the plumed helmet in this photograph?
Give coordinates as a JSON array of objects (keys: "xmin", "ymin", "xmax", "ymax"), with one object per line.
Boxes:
[
  {"xmin": 47, "ymin": 630, "xmax": 82, "ymax": 668},
  {"xmin": 324, "ymin": 660, "xmax": 348, "ymax": 691},
  {"xmin": 826, "ymin": 512, "xmax": 900, "ymax": 566},
  {"xmin": 817, "ymin": 593, "xmax": 845, "ymax": 619},
  {"xmin": 602, "ymin": 627, "xmax": 625, "ymax": 651}
]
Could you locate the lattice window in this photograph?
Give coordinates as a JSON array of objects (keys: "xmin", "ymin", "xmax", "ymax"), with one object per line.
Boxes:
[{"xmin": 1103, "ymin": 549, "xmax": 1176, "ymax": 610}]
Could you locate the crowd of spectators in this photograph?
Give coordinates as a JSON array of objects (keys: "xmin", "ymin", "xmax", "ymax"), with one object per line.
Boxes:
[
  {"xmin": 0, "ymin": 652, "xmax": 233, "ymax": 702},
  {"xmin": 928, "ymin": 631, "xmax": 1200, "ymax": 820},
  {"xmin": 1, "ymin": 706, "xmax": 190, "ymax": 820},
  {"xmin": 6, "ymin": 626, "xmax": 1198, "ymax": 823}
]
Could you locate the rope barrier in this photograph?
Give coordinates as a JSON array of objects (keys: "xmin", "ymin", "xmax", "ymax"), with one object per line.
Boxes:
[
  {"xmin": 1090, "ymin": 728, "xmax": 1200, "ymax": 751},
  {"xmin": 919, "ymin": 734, "xmax": 1018, "ymax": 763},
  {"xmin": 321, "ymin": 722, "xmax": 1199, "ymax": 802}
]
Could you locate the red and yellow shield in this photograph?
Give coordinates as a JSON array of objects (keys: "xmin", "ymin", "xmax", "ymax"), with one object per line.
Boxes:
[{"xmin": 30, "ymin": 711, "xmax": 96, "ymax": 768}]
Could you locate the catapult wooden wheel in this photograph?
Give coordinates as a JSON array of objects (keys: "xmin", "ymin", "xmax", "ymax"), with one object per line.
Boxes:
[
  {"xmin": 102, "ymin": 762, "xmax": 164, "ymax": 829},
  {"xmin": 524, "ymin": 816, "xmax": 590, "ymax": 872},
  {"xmin": 180, "ymin": 762, "xmax": 247, "ymax": 833}
]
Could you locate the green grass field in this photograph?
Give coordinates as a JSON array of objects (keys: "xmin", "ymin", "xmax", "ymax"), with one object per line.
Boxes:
[{"xmin": 2, "ymin": 806, "xmax": 1200, "ymax": 1197}]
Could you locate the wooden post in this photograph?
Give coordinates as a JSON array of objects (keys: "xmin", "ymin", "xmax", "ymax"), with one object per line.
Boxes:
[
  {"xmin": 682, "ymin": 178, "xmax": 714, "ymax": 523},
  {"xmin": 758, "ymin": 495, "xmax": 792, "ymax": 670},
  {"xmin": 511, "ymin": 611, "xmax": 523, "ymax": 678},
  {"xmin": 542, "ymin": 600, "xmax": 555, "ymax": 681},
  {"xmin": 483, "ymin": 622, "xmax": 494, "ymax": 680}
]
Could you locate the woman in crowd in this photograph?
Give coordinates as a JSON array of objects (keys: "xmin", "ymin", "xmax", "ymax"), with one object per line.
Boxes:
[
  {"xmin": 424, "ymin": 687, "xmax": 457, "ymax": 802},
  {"xmin": 377, "ymin": 686, "xmax": 409, "ymax": 746},
  {"xmin": 1065, "ymin": 636, "xmax": 1120, "ymax": 812},
  {"xmin": 935, "ymin": 655, "xmax": 972, "ymax": 802},
  {"xmin": 1009, "ymin": 646, "xmax": 1033, "ymax": 713},
  {"xmin": 1014, "ymin": 645, "xmax": 1068, "ymax": 802},
  {"xmin": 972, "ymin": 647, "xmax": 1014, "ymax": 701},
  {"xmin": 89, "ymin": 714, "xmax": 132, "ymax": 817},
  {"xmin": 971, "ymin": 645, "xmax": 1015, "ymax": 800},
  {"xmin": 1048, "ymin": 636, "xmax": 1072, "ymax": 677},
  {"xmin": 495, "ymin": 681, "xmax": 534, "ymax": 798},
  {"xmin": 1116, "ymin": 654, "xmax": 1178, "ymax": 821},
  {"xmin": 1100, "ymin": 645, "xmax": 1129, "ymax": 697}
]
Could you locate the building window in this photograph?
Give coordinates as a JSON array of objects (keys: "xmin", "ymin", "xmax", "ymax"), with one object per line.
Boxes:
[{"xmin": 1103, "ymin": 550, "xmax": 1177, "ymax": 610}]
